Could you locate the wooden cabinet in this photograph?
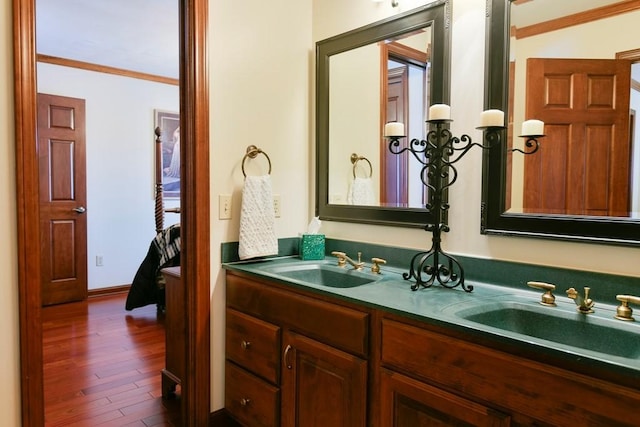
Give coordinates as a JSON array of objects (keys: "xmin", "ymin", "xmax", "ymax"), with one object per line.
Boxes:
[
  {"xmin": 379, "ymin": 368, "xmax": 510, "ymax": 426},
  {"xmin": 225, "ymin": 269, "xmax": 640, "ymax": 427},
  {"xmin": 161, "ymin": 266, "xmax": 184, "ymax": 398},
  {"xmin": 281, "ymin": 331, "xmax": 367, "ymax": 427},
  {"xmin": 225, "ymin": 272, "xmax": 369, "ymax": 427},
  {"xmin": 379, "ymin": 315, "xmax": 640, "ymax": 427}
]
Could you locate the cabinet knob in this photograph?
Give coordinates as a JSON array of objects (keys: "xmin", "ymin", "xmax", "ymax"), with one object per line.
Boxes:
[
  {"xmin": 240, "ymin": 398, "xmax": 251, "ymax": 406},
  {"xmin": 241, "ymin": 340, "xmax": 251, "ymax": 350}
]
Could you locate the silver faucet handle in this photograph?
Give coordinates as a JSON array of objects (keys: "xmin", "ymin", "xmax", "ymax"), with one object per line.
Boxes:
[
  {"xmin": 615, "ymin": 295, "xmax": 640, "ymax": 321},
  {"xmin": 527, "ymin": 281, "xmax": 556, "ymax": 306}
]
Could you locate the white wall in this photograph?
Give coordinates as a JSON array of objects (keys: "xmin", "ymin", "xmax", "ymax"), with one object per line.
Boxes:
[{"xmin": 37, "ymin": 63, "xmax": 179, "ymax": 290}]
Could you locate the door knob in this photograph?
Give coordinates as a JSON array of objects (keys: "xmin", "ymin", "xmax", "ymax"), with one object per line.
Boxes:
[{"xmin": 73, "ymin": 206, "xmax": 86, "ymax": 214}]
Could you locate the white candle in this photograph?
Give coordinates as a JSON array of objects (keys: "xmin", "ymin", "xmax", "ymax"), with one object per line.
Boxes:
[
  {"xmin": 480, "ymin": 109, "xmax": 504, "ymax": 127},
  {"xmin": 521, "ymin": 119, "xmax": 544, "ymax": 136},
  {"xmin": 429, "ymin": 104, "xmax": 451, "ymax": 121},
  {"xmin": 384, "ymin": 122, "xmax": 405, "ymax": 137}
]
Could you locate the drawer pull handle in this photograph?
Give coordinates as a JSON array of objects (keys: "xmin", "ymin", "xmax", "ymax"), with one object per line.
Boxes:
[
  {"xmin": 241, "ymin": 340, "xmax": 251, "ymax": 350},
  {"xmin": 240, "ymin": 398, "xmax": 251, "ymax": 406},
  {"xmin": 284, "ymin": 344, "xmax": 292, "ymax": 369}
]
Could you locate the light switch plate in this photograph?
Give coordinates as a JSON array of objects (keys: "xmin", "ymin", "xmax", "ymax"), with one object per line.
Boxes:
[
  {"xmin": 273, "ymin": 195, "xmax": 281, "ymax": 218},
  {"xmin": 219, "ymin": 194, "xmax": 232, "ymax": 219}
]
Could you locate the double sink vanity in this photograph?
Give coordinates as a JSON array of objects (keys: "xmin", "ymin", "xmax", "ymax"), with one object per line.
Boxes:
[
  {"xmin": 221, "ymin": 0, "xmax": 640, "ymax": 425},
  {"xmin": 222, "ymin": 239, "xmax": 640, "ymax": 427}
]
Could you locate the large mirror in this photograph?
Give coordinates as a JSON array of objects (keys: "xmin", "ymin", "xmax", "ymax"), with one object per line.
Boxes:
[
  {"xmin": 316, "ymin": 1, "xmax": 450, "ymax": 227},
  {"xmin": 483, "ymin": 0, "xmax": 640, "ymax": 245}
]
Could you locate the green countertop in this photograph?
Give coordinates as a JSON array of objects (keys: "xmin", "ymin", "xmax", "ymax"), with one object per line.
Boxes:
[{"xmin": 223, "ymin": 255, "xmax": 640, "ymax": 385}]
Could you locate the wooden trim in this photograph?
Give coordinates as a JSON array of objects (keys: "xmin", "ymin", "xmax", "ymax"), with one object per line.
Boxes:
[
  {"xmin": 37, "ymin": 54, "xmax": 179, "ymax": 86},
  {"xmin": 181, "ymin": 0, "xmax": 211, "ymax": 425},
  {"xmin": 515, "ymin": 0, "xmax": 640, "ymax": 39},
  {"xmin": 88, "ymin": 285, "xmax": 130, "ymax": 298},
  {"xmin": 386, "ymin": 41, "xmax": 429, "ymax": 63},
  {"xmin": 617, "ymin": 49, "xmax": 640, "ymax": 92},
  {"xmin": 14, "ymin": 0, "xmax": 43, "ymax": 425},
  {"xmin": 616, "ymin": 47, "xmax": 640, "ymax": 61},
  {"xmin": 14, "ymin": 1, "xmax": 210, "ymax": 426}
]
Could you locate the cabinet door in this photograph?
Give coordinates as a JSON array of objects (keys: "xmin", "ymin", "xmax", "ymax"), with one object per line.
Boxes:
[
  {"xmin": 380, "ymin": 369, "xmax": 511, "ymax": 427},
  {"xmin": 281, "ymin": 331, "xmax": 367, "ymax": 427}
]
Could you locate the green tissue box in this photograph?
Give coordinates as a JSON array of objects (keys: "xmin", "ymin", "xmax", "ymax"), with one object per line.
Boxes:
[{"xmin": 299, "ymin": 234, "xmax": 325, "ymax": 260}]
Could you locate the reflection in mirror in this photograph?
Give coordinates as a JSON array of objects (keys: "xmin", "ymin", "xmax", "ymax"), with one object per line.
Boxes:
[
  {"xmin": 506, "ymin": 0, "xmax": 640, "ymax": 218},
  {"xmin": 328, "ymin": 29, "xmax": 431, "ymax": 208},
  {"xmin": 317, "ymin": 1, "xmax": 450, "ymax": 227},
  {"xmin": 482, "ymin": 0, "xmax": 640, "ymax": 245}
]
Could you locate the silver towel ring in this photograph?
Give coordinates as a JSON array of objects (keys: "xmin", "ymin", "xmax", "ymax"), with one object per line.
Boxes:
[
  {"xmin": 242, "ymin": 145, "xmax": 272, "ymax": 177},
  {"xmin": 350, "ymin": 153, "xmax": 372, "ymax": 179}
]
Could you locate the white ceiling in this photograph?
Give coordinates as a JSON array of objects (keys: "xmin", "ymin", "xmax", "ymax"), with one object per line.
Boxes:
[{"xmin": 36, "ymin": 0, "xmax": 179, "ymax": 79}]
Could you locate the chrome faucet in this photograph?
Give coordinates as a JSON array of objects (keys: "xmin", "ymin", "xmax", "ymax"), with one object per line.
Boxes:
[
  {"xmin": 331, "ymin": 251, "xmax": 364, "ymax": 270},
  {"xmin": 566, "ymin": 287, "xmax": 595, "ymax": 314}
]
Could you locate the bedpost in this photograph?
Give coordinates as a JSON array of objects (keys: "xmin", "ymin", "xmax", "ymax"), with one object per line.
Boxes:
[{"xmin": 154, "ymin": 126, "xmax": 164, "ymax": 234}]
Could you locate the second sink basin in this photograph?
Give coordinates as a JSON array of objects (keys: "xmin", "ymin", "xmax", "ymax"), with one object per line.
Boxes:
[
  {"xmin": 454, "ymin": 301, "xmax": 640, "ymax": 359},
  {"xmin": 264, "ymin": 263, "xmax": 378, "ymax": 288}
]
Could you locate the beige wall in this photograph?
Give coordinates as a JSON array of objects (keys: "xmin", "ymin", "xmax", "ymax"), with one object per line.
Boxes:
[
  {"xmin": 1, "ymin": 0, "xmax": 23, "ymax": 424},
  {"xmin": 208, "ymin": 0, "xmax": 313, "ymax": 410}
]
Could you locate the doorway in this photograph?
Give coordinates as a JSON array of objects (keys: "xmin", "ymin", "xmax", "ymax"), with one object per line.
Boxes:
[{"xmin": 13, "ymin": 0, "xmax": 210, "ymax": 425}]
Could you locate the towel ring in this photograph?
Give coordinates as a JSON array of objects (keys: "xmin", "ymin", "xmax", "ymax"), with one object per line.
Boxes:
[
  {"xmin": 350, "ymin": 153, "xmax": 373, "ymax": 178},
  {"xmin": 242, "ymin": 145, "xmax": 272, "ymax": 177}
]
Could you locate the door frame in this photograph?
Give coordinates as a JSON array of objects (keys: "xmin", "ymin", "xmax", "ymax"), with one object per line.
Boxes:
[{"xmin": 12, "ymin": 0, "xmax": 211, "ymax": 425}]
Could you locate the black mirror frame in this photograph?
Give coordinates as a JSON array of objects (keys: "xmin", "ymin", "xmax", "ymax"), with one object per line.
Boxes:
[
  {"xmin": 481, "ymin": 0, "xmax": 640, "ymax": 246},
  {"xmin": 316, "ymin": 1, "xmax": 451, "ymax": 227}
]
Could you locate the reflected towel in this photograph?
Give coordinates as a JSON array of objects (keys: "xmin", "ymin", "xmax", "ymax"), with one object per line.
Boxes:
[
  {"xmin": 239, "ymin": 175, "xmax": 278, "ymax": 260},
  {"xmin": 348, "ymin": 177, "xmax": 376, "ymax": 205}
]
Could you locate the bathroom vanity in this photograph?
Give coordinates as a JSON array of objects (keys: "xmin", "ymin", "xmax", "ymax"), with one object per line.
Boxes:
[{"xmin": 224, "ymin": 257, "xmax": 640, "ymax": 427}]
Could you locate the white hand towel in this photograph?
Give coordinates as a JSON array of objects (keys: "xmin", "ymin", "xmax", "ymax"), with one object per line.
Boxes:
[
  {"xmin": 348, "ymin": 177, "xmax": 376, "ymax": 205},
  {"xmin": 239, "ymin": 175, "xmax": 278, "ymax": 260}
]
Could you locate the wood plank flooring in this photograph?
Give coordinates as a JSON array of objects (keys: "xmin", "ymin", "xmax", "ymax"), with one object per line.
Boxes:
[{"xmin": 43, "ymin": 293, "xmax": 181, "ymax": 426}]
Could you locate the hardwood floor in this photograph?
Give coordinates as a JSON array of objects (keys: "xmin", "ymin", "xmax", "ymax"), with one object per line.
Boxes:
[{"xmin": 43, "ymin": 293, "xmax": 181, "ymax": 426}]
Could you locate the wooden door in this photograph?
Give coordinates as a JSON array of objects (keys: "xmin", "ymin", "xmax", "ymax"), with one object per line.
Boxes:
[
  {"xmin": 38, "ymin": 93, "xmax": 88, "ymax": 306},
  {"xmin": 380, "ymin": 369, "xmax": 511, "ymax": 426},
  {"xmin": 383, "ymin": 66, "xmax": 409, "ymax": 206},
  {"xmin": 524, "ymin": 58, "xmax": 632, "ymax": 216},
  {"xmin": 281, "ymin": 330, "xmax": 367, "ymax": 427}
]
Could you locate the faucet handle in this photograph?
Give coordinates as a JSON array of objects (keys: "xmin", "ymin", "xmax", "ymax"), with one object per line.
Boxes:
[
  {"xmin": 615, "ymin": 295, "xmax": 640, "ymax": 321},
  {"xmin": 371, "ymin": 257, "xmax": 387, "ymax": 274},
  {"xmin": 527, "ymin": 281, "xmax": 556, "ymax": 306},
  {"xmin": 331, "ymin": 251, "xmax": 347, "ymax": 267}
]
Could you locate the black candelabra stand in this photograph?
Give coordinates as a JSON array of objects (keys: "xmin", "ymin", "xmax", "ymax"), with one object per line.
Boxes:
[{"xmin": 387, "ymin": 120, "xmax": 541, "ymax": 292}]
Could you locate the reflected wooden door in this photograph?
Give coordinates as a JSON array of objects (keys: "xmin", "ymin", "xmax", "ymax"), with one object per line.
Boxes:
[
  {"xmin": 38, "ymin": 93, "xmax": 88, "ymax": 306},
  {"xmin": 524, "ymin": 58, "xmax": 631, "ymax": 216},
  {"xmin": 383, "ymin": 66, "xmax": 409, "ymax": 206}
]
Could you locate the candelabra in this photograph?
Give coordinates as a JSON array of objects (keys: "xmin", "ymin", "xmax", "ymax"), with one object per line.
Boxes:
[{"xmin": 385, "ymin": 107, "xmax": 543, "ymax": 292}]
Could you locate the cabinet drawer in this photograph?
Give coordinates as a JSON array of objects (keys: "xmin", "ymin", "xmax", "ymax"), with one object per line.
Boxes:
[
  {"xmin": 226, "ymin": 361, "xmax": 280, "ymax": 427},
  {"xmin": 381, "ymin": 317, "xmax": 640, "ymax": 426},
  {"xmin": 227, "ymin": 273, "xmax": 369, "ymax": 357},
  {"xmin": 226, "ymin": 308, "xmax": 280, "ymax": 384}
]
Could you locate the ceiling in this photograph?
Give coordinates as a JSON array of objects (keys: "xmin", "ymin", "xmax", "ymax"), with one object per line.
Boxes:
[{"xmin": 36, "ymin": 0, "xmax": 179, "ymax": 79}]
